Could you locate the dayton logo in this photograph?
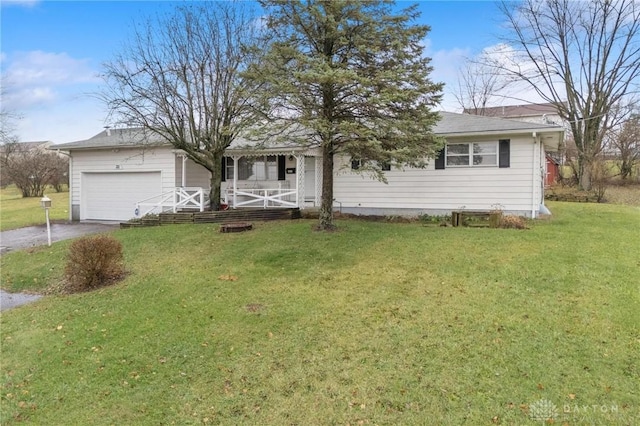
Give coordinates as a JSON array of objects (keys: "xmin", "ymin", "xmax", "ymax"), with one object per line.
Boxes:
[{"xmin": 529, "ymin": 399, "xmax": 559, "ymax": 422}]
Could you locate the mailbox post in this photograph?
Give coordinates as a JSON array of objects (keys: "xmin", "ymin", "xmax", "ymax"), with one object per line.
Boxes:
[{"xmin": 40, "ymin": 196, "xmax": 52, "ymax": 247}]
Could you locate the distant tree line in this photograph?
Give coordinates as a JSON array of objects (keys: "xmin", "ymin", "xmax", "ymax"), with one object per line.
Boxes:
[{"xmin": 0, "ymin": 142, "xmax": 68, "ymax": 197}]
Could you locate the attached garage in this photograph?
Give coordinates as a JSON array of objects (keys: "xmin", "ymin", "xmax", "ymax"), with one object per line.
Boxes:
[{"xmin": 81, "ymin": 171, "xmax": 162, "ymax": 221}]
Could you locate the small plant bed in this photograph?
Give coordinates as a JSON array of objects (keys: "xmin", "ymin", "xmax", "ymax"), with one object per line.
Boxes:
[
  {"xmin": 545, "ymin": 192, "xmax": 599, "ymax": 203},
  {"xmin": 545, "ymin": 186, "xmax": 600, "ymax": 203},
  {"xmin": 451, "ymin": 210, "xmax": 502, "ymax": 228},
  {"xmin": 219, "ymin": 222, "xmax": 253, "ymax": 233},
  {"xmin": 418, "ymin": 214, "xmax": 450, "ymax": 226}
]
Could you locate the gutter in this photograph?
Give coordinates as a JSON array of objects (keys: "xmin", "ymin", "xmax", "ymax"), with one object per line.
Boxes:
[{"xmin": 436, "ymin": 127, "xmax": 565, "ymax": 139}]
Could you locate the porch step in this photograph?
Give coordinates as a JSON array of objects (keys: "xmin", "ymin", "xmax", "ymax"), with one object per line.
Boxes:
[
  {"xmin": 193, "ymin": 208, "xmax": 301, "ymax": 224},
  {"xmin": 121, "ymin": 208, "xmax": 301, "ymax": 228}
]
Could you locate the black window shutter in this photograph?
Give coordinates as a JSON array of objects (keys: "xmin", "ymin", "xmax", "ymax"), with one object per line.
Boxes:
[
  {"xmin": 221, "ymin": 157, "xmax": 226, "ymax": 182},
  {"xmin": 278, "ymin": 155, "xmax": 286, "ymax": 180},
  {"xmin": 499, "ymin": 140, "xmax": 510, "ymax": 168},
  {"xmin": 434, "ymin": 148, "xmax": 445, "ymax": 170}
]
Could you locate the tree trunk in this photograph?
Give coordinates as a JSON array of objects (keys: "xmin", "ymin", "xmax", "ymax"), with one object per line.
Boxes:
[
  {"xmin": 208, "ymin": 152, "xmax": 223, "ymax": 211},
  {"xmin": 578, "ymin": 156, "xmax": 592, "ymax": 191},
  {"xmin": 619, "ymin": 159, "xmax": 632, "ymax": 181},
  {"xmin": 317, "ymin": 144, "xmax": 336, "ymax": 231}
]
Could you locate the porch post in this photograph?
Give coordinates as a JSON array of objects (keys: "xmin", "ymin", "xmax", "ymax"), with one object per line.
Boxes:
[
  {"xmin": 232, "ymin": 155, "xmax": 239, "ymax": 209},
  {"xmin": 181, "ymin": 155, "xmax": 187, "ymax": 187},
  {"xmin": 296, "ymin": 155, "xmax": 305, "ymax": 209}
]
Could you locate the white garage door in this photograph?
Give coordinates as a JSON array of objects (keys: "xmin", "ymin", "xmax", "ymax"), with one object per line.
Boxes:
[{"xmin": 81, "ymin": 172, "xmax": 162, "ymax": 221}]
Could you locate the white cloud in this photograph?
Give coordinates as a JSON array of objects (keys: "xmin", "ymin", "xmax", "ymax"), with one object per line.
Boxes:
[
  {"xmin": 0, "ymin": 0, "xmax": 40, "ymax": 8},
  {"xmin": 423, "ymin": 39, "xmax": 471, "ymax": 112},
  {"xmin": 2, "ymin": 50, "xmax": 99, "ymax": 109},
  {"xmin": 7, "ymin": 87, "xmax": 55, "ymax": 109},
  {"xmin": 14, "ymin": 96, "xmax": 107, "ymax": 143},
  {"xmin": 428, "ymin": 41, "xmax": 567, "ymax": 112},
  {"xmin": 4, "ymin": 50, "xmax": 98, "ymax": 87},
  {"xmin": 2, "ymin": 50, "xmax": 105, "ymax": 142},
  {"xmin": 478, "ymin": 43, "xmax": 566, "ymax": 105}
]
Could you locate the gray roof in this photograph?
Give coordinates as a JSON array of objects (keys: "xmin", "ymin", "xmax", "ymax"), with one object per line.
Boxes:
[
  {"xmin": 53, "ymin": 128, "xmax": 167, "ymax": 150},
  {"xmin": 53, "ymin": 112, "xmax": 564, "ymax": 151},
  {"xmin": 463, "ymin": 102, "xmax": 560, "ymax": 117},
  {"xmin": 434, "ymin": 111, "xmax": 564, "ymax": 136}
]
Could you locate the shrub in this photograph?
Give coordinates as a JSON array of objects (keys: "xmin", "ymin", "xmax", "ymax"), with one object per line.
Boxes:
[
  {"xmin": 64, "ymin": 235, "xmax": 125, "ymax": 292},
  {"xmin": 500, "ymin": 215, "xmax": 528, "ymax": 229},
  {"xmin": 418, "ymin": 214, "xmax": 450, "ymax": 226}
]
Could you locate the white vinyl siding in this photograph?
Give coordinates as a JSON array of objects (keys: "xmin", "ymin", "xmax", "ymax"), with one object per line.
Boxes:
[
  {"xmin": 333, "ymin": 135, "xmax": 538, "ymax": 215},
  {"xmin": 69, "ymin": 147, "xmax": 176, "ymax": 220},
  {"xmin": 176, "ymin": 156, "xmax": 211, "ymax": 188}
]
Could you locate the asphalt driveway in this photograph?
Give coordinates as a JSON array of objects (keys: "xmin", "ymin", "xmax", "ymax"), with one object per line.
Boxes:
[
  {"xmin": 0, "ymin": 222, "xmax": 118, "ymax": 255},
  {"xmin": 0, "ymin": 222, "xmax": 118, "ymax": 311}
]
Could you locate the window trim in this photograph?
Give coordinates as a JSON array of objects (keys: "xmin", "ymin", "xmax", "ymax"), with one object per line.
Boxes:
[{"xmin": 445, "ymin": 142, "xmax": 499, "ymax": 168}]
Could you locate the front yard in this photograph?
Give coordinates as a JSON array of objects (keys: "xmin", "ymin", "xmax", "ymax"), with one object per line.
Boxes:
[
  {"xmin": 0, "ymin": 186, "xmax": 70, "ymax": 231},
  {"xmin": 1, "ymin": 200, "xmax": 638, "ymax": 424}
]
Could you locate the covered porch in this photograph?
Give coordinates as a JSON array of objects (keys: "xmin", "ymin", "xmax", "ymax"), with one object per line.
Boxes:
[{"xmin": 174, "ymin": 149, "xmax": 322, "ymax": 210}]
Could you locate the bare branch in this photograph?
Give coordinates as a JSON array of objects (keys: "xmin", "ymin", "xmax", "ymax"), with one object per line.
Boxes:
[
  {"xmin": 100, "ymin": 1, "xmax": 264, "ymax": 209},
  {"xmin": 492, "ymin": 0, "xmax": 640, "ymax": 189}
]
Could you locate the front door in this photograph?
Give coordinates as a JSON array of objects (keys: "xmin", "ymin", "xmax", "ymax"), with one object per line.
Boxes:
[{"xmin": 304, "ymin": 157, "xmax": 316, "ymax": 205}]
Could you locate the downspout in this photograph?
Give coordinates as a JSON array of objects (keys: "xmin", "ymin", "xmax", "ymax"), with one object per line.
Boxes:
[
  {"xmin": 531, "ymin": 133, "xmax": 538, "ymax": 218},
  {"xmin": 539, "ymin": 144, "xmax": 551, "ymax": 215},
  {"xmin": 68, "ymin": 151, "xmax": 73, "ymax": 221}
]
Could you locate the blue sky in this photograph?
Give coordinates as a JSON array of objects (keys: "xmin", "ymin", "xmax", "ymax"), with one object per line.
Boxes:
[{"xmin": 2, "ymin": 0, "xmax": 512, "ymax": 144}]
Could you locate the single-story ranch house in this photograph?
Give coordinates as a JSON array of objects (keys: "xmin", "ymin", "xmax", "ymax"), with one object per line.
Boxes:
[{"xmin": 53, "ymin": 112, "xmax": 564, "ymax": 222}]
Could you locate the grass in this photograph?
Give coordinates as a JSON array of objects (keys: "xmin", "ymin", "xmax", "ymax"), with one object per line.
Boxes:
[
  {"xmin": 0, "ymin": 186, "xmax": 70, "ymax": 231},
  {"xmin": 604, "ymin": 184, "xmax": 640, "ymax": 206},
  {"xmin": 1, "ymin": 201, "xmax": 639, "ymax": 425}
]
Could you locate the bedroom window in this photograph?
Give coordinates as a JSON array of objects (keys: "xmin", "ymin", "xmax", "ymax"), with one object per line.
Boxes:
[{"xmin": 446, "ymin": 142, "xmax": 497, "ymax": 167}]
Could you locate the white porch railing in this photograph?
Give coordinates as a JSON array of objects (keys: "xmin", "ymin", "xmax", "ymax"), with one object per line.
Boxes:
[
  {"xmin": 135, "ymin": 187, "xmax": 208, "ymax": 217},
  {"xmin": 224, "ymin": 187, "xmax": 298, "ymax": 208}
]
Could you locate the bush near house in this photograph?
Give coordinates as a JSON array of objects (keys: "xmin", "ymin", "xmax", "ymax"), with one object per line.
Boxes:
[{"xmin": 63, "ymin": 235, "xmax": 125, "ymax": 292}]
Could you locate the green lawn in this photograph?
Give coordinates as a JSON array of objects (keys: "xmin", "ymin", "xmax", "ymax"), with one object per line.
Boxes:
[
  {"xmin": 1, "ymin": 202, "xmax": 639, "ymax": 424},
  {"xmin": 0, "ymin": 186, "xmax": 70, "ymax": 231}
]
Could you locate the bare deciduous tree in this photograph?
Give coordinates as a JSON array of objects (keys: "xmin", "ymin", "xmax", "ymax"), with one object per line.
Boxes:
[
  {"xmin": 0, "ymin": 143, "xmax": 67, "ymax": 197},
  {"xmin": 102, "ymin": 2, "xmax": 263, "ymax": 210},
  {"xmin": 611, "ymin": 113, "xmax": 640, "ymax": 181},
  {"xmin": 494, "ymin": 0, "xmax": 640, "ymax": 190},
  {"xmin": 454, "ymin": 58, "xmax": 509, "ymax": 115}
]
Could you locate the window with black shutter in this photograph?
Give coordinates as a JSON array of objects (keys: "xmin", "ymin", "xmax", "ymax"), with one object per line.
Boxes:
[
  {"xmin": 499, "ymin": 139, "xmax": 510, "ymax": 168},
  {"xmin": 434, "ymin": 148, "xmax": 445, "ymax": 169},
  {"xmin": 278, "ymin": 155, "xmax": 286, "ymax": 180}
]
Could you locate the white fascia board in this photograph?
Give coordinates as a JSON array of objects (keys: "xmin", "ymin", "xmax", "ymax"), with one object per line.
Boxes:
[{"xmin": 436, "ymin": 126, "xmax": 565, "ymax": 139}]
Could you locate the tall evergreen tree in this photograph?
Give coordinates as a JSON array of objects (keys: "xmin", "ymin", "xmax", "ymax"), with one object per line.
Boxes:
[{"xmin": 250, "ymin": 0, "xmax": 444, "ymax": 230}]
